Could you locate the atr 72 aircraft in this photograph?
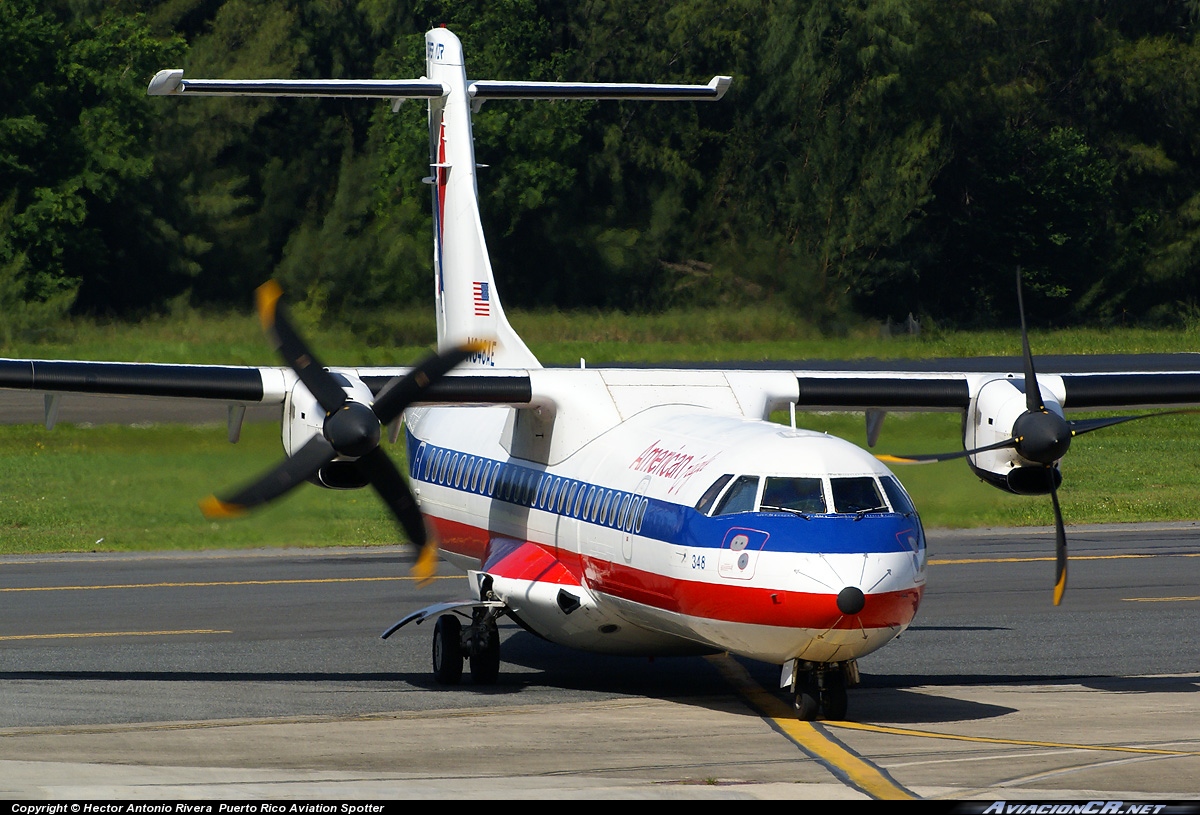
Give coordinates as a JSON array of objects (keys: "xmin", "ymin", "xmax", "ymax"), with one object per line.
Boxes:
[{"xmin": 4, "ymin": 27, "xmax": 1200, "ymax": 720}]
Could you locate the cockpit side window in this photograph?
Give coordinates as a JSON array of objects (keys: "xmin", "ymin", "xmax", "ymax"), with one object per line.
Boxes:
[
  {"xmin": 881, "ymin": 476, "xmax": 916, "ymax": 516},
  {"xmin": 713, "ymin": 475, "xmax": 760, "ymax": 515},
  {"xmin": 761, "ymin": 477, "xmax": 826, "ymax": 514},
  {"xmin": 831, "ymin": 476, "xmax": 886, "ymax": 514},
  {"xmin": 695, "ymin": 474, "xmax": 733, "ymax": 514}
]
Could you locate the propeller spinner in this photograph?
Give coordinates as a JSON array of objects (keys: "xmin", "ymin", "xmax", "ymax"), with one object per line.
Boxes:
[
  {"xmin": 200, "ymin": 280, "xmax": 483, "ymax": 585},
  {"xmin": 881, "ymin": 268, "xmax": 1198, "ymax": 605}
]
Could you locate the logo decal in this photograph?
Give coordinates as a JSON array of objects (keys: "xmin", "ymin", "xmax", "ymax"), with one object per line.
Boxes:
[{"xmin": 629, "ymin": 439, "xmax": 715, "ymax": 495}]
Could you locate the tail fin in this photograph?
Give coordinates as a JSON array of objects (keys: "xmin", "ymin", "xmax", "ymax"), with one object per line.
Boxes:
[
  {"xmin": 148, "ymin": 28, "xmax": 732, "ymax": 372},
  {"xmin": 423, "ymin": 27, "xmax": 730, "ymax": 370},
  {"xmin": 424, "ymin": 29, "xmax": 538, "ymax": 370}
]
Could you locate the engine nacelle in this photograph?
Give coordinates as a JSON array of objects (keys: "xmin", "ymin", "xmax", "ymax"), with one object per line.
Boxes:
[
  {"xmin": 281, "ymin": 370, "xmax": 378, "ymax": 490},
  {"xmin": 965, "ymin": 375, "xmax": 1066, "ymax": 495}
]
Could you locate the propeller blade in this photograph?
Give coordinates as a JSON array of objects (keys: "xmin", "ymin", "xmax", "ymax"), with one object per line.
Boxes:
[
  {"xmin": 199, "ymin": 435, "xmax": 335, "ymax": 518},
  {"xmin": 355, "ymin": 446, "xmax": 440, "ymax": 585},
  {"xmin": 256, "ymin": 280, "xmax": 347, "ymax": 414},
  {"xmin": 1015, "ymin": 267, "xmax": 1045, "ymax": 413},
  {"xmin": 371, "ymin": 341, "xmax": 488, "ymax": 426},
  {"xmin": 1048, "ymin": 468, "xmax": 1067, "ymax": 606},
  {"xmin": 207, "ymin": 283, "xmax": 481, "ymax": 588},
  {"xmin": 877, "ymin": 435, "xmax": 1019, "ymax": 465},
  {"xmin": 1069, "ymin": 408, "xmax": 1200, "ymax": 437},
  {"xmin": 355, "ymin": 446, "xmax": 425, "ymax": 546}
]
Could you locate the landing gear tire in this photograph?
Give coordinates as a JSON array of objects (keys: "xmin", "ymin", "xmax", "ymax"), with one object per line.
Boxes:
[
  {"xmin": 432, "ymin": 614, "xmax": 463, "ymax": 685},
  {"xmin": 469, "ymin": 618, "xmax": 501, "ymax": 684},
  {"xmin": 788, "ymin": 661, "xmax": 854, "ymax": 721},
  {"xmin": 820, "ymin": 676, "xmax": 848, "ymax": 721},
  {"xmin": 793, "ymin": 684, "xmax": 819, "ymax": 721}
]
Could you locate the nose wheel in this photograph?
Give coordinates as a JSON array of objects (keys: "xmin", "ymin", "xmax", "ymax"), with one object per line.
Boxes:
[{"xmin": 787, "ymin": 660, "xmax": 855, "ymax": 721}]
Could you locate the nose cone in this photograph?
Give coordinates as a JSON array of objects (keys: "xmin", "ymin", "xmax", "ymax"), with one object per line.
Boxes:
[{"xmin": 836, "ymin": 586, "xmax": 866, "ymax": 615}]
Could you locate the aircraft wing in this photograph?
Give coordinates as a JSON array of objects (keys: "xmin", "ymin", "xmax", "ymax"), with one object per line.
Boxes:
[
  {"xmin": 0, "ymin": 358, "xmax": 287, "ymax": 403},
  {"xmin": 0, "ymin": 358, "xmax": 532, "ymax": 437},
  {"xmin": 786, "ymin": 354, "xmax": 1200, "ymax": 412},
  {"xmin": 0, "ymin": 359, "xmax": 535, "ymax": 420},
  {"xmin": 6, "ymin": 354, "xmax": 1200, "ymax": 419}
]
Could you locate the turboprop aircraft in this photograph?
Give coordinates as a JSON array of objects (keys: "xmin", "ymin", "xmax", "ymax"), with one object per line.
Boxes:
[{"xmin": 5, "ymin": 26, "xmax": 1200, "ymax": 721}]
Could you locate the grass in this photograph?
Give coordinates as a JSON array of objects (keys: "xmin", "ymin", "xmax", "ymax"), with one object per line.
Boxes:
[
  {"xmin": 0, "ymin": 423, "xmax": 398, "ymax": 554},
  {"xmin": 3, "ymin": 307, "xmax": 1200, "ymax": 553},
  {"xmin": 10, "ymin": 304, "xmax": 1200, "ymax": 366}
]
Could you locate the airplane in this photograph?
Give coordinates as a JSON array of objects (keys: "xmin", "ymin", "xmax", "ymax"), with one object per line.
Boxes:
[{"xmin": 4, "ymin": 26, "xmax": 1200, "ymax": 721}]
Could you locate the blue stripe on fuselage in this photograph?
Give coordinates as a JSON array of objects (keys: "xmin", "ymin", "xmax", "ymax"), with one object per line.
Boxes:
[{"xmin": 405, "ymin": 429, "xmax": 921, "ymax": 556}]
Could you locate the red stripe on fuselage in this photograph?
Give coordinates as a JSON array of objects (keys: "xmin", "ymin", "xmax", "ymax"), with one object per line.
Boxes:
[
  {"xmin": 428, "ymin": 516, "xmax": 586, "ymax": 586},
  {"xmin": 429, "ymin": 516, "xmax": 922, "ymax": 631},
  {"xmin": 583, "ymin": 556, "xmax": 921, "ymax": 630}
]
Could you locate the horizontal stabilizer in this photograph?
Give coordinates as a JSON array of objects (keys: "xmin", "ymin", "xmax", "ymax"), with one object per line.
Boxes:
[
  {"xmin": 469, "ymin": 75, "xmax": 732, "ymax": 101},
  {"xmin": 147, "ymin": 70, "xmax": 448, "ymax": 99}
]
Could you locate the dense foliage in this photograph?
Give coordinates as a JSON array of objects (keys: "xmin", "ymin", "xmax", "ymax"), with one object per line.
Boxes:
[{"xmin": 4, "ymin": 0, "xmax": 1200, "ymax": 331}]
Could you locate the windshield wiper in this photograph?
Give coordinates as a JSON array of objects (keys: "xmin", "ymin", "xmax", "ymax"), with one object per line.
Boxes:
[
  {"xmin": 853, "ymin": 505, "xmax": 889, "ymax": 521},
  {"xmin": 760, "ymin": 504, "xmax": 812, "ymax": 520}
]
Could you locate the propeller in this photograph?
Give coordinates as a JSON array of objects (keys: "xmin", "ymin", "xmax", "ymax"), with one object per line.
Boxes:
[
  {"xmin": 200, "ymin": 280, "xmax": 483, "ymax": 585},
  {"xmin": 881, "ymin": 268, "xmax": 1198, "ymax": 605}
]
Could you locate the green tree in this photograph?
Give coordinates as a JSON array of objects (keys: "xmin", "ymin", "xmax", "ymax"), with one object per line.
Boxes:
[
  {"xmin": 0, "ymin": 1, "xmax": 185, "ymax": 316},
  {"xmin": 721, "ymin": 0, "xmax": 943, "ymax": 322}
]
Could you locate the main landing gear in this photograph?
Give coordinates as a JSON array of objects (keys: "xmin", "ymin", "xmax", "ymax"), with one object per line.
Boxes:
[
  {"xmin": 783, "ymin": 659, "xmax": 858, "ymax": 721},
  {"xmin": 432, "ymin": 606, "xmax": 503, "ymax": 685}
]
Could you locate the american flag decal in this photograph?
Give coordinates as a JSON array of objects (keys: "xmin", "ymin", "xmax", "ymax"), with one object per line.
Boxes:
[{"xmin": 472, "ymin": 281, "xmax": 490, "ymax": 316}]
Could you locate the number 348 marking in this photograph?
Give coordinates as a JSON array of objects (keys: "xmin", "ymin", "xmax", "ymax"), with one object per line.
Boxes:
[{"xmin": 691, "ymin": 554, "xmax": 706, "ymax": 570}]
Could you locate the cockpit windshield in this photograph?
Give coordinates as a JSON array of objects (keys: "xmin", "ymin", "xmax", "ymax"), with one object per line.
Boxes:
[
  {"xmin": 713, "ymin": 475, "xmax": 759, "ymax": 515},
  {"xmin": 696, "ymin": 473, "xmax": 896, "ymax": 517},
  {"xmin": 761, "ymin": 476, "xmax": 825, "ymax": 514},
  {"xmin": 830, "ymin": 476, "xmax": 886, "ymax": 514},
  {"xmin": 694, "ymin": 473, "xmax": 732, "ymax": 515},
  {"xmin": 880, "ymin": 475, "xmax": 917, "ymax": 516}
]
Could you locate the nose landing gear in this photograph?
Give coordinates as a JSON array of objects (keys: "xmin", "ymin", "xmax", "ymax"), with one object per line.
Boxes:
[{"xmin": 784, "ymin": 659, "xmax": 857, "ymax": 721}]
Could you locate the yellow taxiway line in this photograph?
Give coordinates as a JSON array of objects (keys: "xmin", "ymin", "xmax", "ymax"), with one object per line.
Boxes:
[
  {"xmin": 0, "ymin": 629, "xmax": 231, "ymax": 641},
  {"xmin": 707, "ymin": 653, "xmax": 917, "ymax": 800}
]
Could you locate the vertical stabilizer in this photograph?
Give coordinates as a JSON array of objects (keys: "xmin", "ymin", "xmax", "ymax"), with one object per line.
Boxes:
[{"xmin": 425, "ymin": 28, "xmax": 539, "ymax": 370}]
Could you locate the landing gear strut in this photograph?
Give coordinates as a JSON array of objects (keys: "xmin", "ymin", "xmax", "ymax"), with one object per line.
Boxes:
[
  {"xmin": 784, "ymin": 659, "xmax": 857, "ymax": 721},
  {"xmin": 431, "ymin": 607, "xmax": 503, "ymax": 685}
]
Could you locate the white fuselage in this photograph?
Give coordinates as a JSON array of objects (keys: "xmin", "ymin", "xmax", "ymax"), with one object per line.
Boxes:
[{"xmin": 405, "ymin": 381, "xmax": 927, "ymax": 666}]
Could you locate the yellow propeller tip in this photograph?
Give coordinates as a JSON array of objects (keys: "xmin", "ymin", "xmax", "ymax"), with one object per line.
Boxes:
[
  {"xmin": 199, "ymin": 495, "xmax": 246, "ymax": 519},
  {"xmin": 255, "ymin": 280, "xmax": 283, "ymax": 331},
  {"xmin": 876, "ymin": 454, "xmax": 921, "ymax": 464},
  {"xmin": 411, "ymin": 542, "xmax": 440, "ymax": 587}
]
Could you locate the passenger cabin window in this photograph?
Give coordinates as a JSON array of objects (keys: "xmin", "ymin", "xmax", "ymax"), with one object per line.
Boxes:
[
  {"xmin": 761, "ymin": 477, "xmax": 826, "ymax": 515},
  {"xmin": 633, "ymin": 498, "xmax": 648, "ymax": 532},
  {"xmin": 714, "ymin": 475, "xmax": 759, "ymax": 515},
  {"xmin": 831, "ymin": 476, "xmax": 887, "ymax": 514}
]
